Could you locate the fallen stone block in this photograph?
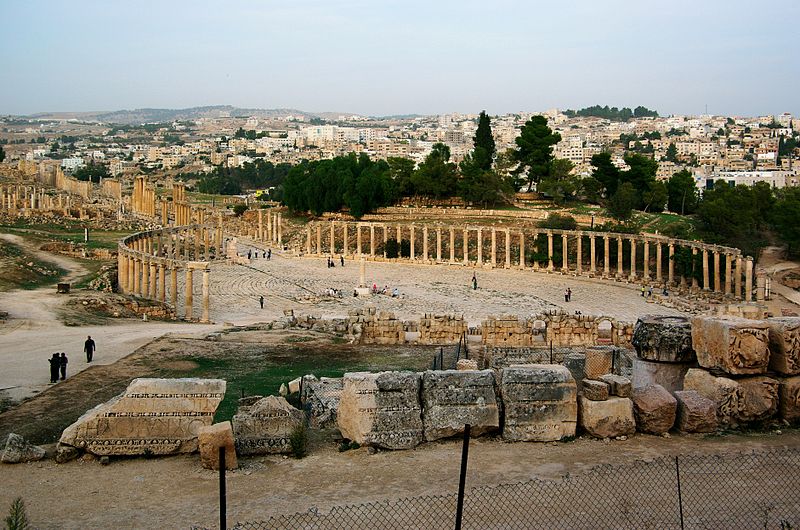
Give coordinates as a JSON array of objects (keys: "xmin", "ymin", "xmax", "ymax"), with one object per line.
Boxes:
[
  {"xmin": 778, "ymin": 376, "xmax": 800, "ymax": 423},
  {"xmin": 198, "ymin": 421, "xmax": 237, "ymax": 470},
  {"xmin": 337, "ymin": 372, "xmax": 423, "ymax": 450},
  {"xmin": 581, "ymin": 379, "xmax": 609, "ymax": 401},
  {"xmin": 673, "ymin": 390, "xmax": 717, "ymax": 433},
  {"xmin": 599, "ymin": 374, "xmax": 632, "ymax": 398},
  {"xmin": 456, "ymin": 359, "xmax": 479, "ymax": 371},
  {"xmin": 578, "ymin": 396, "xmax": 635, "ymax": 438},
  {"xmin": 233, "ymin": 396, "xmax": 304, "ymax": 455},
  {"xmin": 631, "ymin": 315, "xmax": 695, "ymax": 363},
  {"xmin": 301, "ymin": 377, "xmax": 343, "ymax": 430},
  {"xmin": 501, "ymin": 365, "xmax": 577, "ymax": 442},
  {"xmin": 584, "ymin": 347, "xmax": 613, "ymax": 380},
  {"xmin": 632, "ymin": 358, "xmax": 690, "ymax": 393},
  {"xmin": 421, "ymin": 370, "xmax": 500, "ymax": 442},
  {"xmin": 683, "ymin": 368, "xmax": 740, "ymax": 427},
  {"xmin": 58, "ymin": 378, "xmax": 226, "ymax": 456},
  {"xmin": 737, "ymin": 376, "xmax": 779, "ymax": 424},
  {"xmin": 767, "ymin": 317, "xmax": 800, "ymax": 375},
  {"xmin": 632, "ymin": 384, "xmax": 677, "ymax": 435},
  {"xmin": 1, "ymin": 433, "xmax": 46, "ymax": 464},
  {"xmin": 691, "ymin": 316, "xmax": 770, "ymax": 375}
]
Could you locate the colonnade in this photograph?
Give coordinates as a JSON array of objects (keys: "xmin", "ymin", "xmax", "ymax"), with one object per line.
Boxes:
[
  {"xmin": 305, "ymin": 221, "xmax": 755, "ymax": 301},
  {"xmin": 256, "ymin": 209, "xmax": 282, "ymax": 244},
  {"xmin": 0, "ymin": 184, "xmax": 73, "ymax": 211},
  {"xmin": 118, "ymin": 224, "xmax": 224, "ymax": 322}
]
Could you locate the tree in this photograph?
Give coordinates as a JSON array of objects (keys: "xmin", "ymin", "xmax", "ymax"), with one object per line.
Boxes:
[
  {"xmin": 622, "ymin": 153, "xmax": 658, "ymax": 207},
  {"xmin": 771, "ymin": 187, "xmax": 800, "ymax": 257},
  {"xmin": 387, "ymin": 157, "xmax": 415, "ymax": 197},
  {"xmin": 72, "ymin": 162, "xmax": 109, "ymax": 183},
  {"xmin": 590, "ymin": 152, "xmax": 621, "ymax": 197},
  {"xmin": 473, "ymin": 111, "xmax": 496, "ymax": 171},
  {"xmin": 666, "ymin": 170, "xmax": 699, "ymax": 214},
  {"xmin": 513, "ymin": 116, "xmax": 561, "ymax": 191},
  {"xmin": 411, "ymin": 143, "xmax": 457, "ymax": 198},
  {"xmin": 232, "ymin": 203, "xmax": 248, "ymax": 216},
  {"xmin": 538, "ymin": 158, "xmax": 577, "ymax": 204},
  {"xmin": 458, "ymin": 152, "xmax": 513, "ymax": 207},
  {"xmin": 607, "ymin": 182, "xmax": 637, "ymax": 221},
  {"xmin": 665, "ymin": 143, "xmax": 678, "ymax": 162},
  {"xmin": 642, "ymin": 180, "xmax": 667, "ymax": 212}
]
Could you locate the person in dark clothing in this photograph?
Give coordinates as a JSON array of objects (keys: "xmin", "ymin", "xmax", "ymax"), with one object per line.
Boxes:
[
  {"xmin": 340, "ymin": 255, "xmax": 344, "ymax": 267},
  {"xmin": 267, "ymin": 249, "xmax": 271, "ymax": 260},
  {"xmin": 59, "ymin": 352, "xmax": 68, "ymax": 380},
  {"xmin": 48, "ymin": 353, "xmax": 60, "ymax": 383},
  {"xmin": 259, "ymin": 295, "xmax": 264, "ymax": 309},
  {"xmin": 84, "ymin": 336, "xmax": 96, "ymax": 363},
  {"xmin": 247, "ymin": 249, "xmax": 252, "ymax": 260},
  {"xmin": 472, "ymin": 273, "xmax": 478, "ymax": 290}
]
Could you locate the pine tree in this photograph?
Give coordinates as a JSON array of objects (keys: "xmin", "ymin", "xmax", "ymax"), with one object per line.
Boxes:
[{"xmin": 473, "ymin": 111, "xmax": 495, "ymax": 171}]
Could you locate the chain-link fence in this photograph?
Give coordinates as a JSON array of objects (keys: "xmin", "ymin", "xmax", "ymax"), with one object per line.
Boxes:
[{"xmin": 229, "ymin": 449, "xmax": 800, "ymax": 529}]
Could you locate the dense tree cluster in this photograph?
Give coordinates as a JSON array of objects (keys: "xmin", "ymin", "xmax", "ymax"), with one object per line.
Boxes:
[
  {"xmin": 72, "ymin": 162, "xmax": 110, "ymax": 183},
  {"xmin": 196, "ymin": 160, "xmax": 291, "ymax": 195},
  {"xmin": 564, "ymin": 105, "xmax": 658, "ymax": 121},
  {"xmin": 589, "ymin": 152, "xmax": 665, "ymax": 218}
]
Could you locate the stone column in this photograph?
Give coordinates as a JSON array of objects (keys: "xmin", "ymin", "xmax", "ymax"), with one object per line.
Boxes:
[
  {"xmin": 330, "ymin": 221, "xmax": 336, "ymax": 254},
  {"xmin": 202, "ymin": 269, "xmax": 210, "ymax": 323},
  {"xmin": 409, "ymin": 225, "xmax": 415, "ymax": 260},
  {"xmin": 141, "ymin": 256, "xmax": 149, "ymax": 297},
  {"xmin": 118, "ymin": 252, "xmax": 128, "ymax": 293},
  {"xmin": 745, "ymin": 257, "xmax": 754, "ymax": 301},
  {"xmin": 306, "ymin": 225, "xmax": 312, "ymax": 255},
  {"xmin": 668, "ymin": 243, "xmax": 675, "ymax": 285},
  {"xmin": 194, "ymin": 227, "xmax": 201, "ymax": 260},
  {"xmin": 383, "ymin": 225, "xmax": 388, "ymax": 258},
  {"xmin": 370, "ymin": 224, "xmax": 376, "ymax": 257},
  {"xmin": 276, "ymin": 213, "xmax": 282, "ymax": 244},
  {"xmin": 258, "ymin": 209, "xmax": 264, "ymax": 241},
  {"xmin": 477, "ymin": 228, "xmax": 483, "ymax": 266},
  {"xmin": 150, "ymin": 260, "xmax": 157, "ymax": 299},
  {"xmin": 603, "ymin": 236, "xmax": 610, "ymax": 277},
  {"xmin": 547, "ymin": 232, "xmax": 554, "ymax": 271},
  {"xmin": 735, "ymin": 256, "xmax": 743, "ymax": 299},
  {"xmin": 344, "ymin": 224, "xmax": 350, "ymax": 257},
  {"xmin": 359, "ymin": 257, "xmax": 366, "ymax": 287},
  {"xmin": 356, "ymin": 225, "xmax": 362, "ymax": 255},
  {"xmin": 725, "ymin": 254, "xmax": 733, "ymax": 296},
  {"xmin": 656, "ymin": 243, "xmax": 663, "ymax": 282},
  {"xmin": 576, "ymin": 234, "xmax": 582, "ymax": 274},
  {"xmin": 702, "ymin": 249, "xmax": 710, "ymax": 291},
  {"xmin": 616, "ymin": 237, "xmax": 623, "ymax": 278},
  {"xmin": 449, "ymin": 227, "xmax": 455, "ymax": 263},
  {"xmin": 158, "ymin": 263, "xmax": 166, "ymax": 303},
  {"xmin": 590, "ymin": 235, "xmax": 596, "ymax": 274},
  {"xmin": 519, "ymin": 232, "xmax": 525, "ymax": 269},
  {"xmin": 562, "ymin": 234, "xmax": 568, "ymax": 272},
  {"xmin": 643, "ymin": 241, "xmax": 650, "ymax": 280},
  {"xmin": 490, "ymin": 228, "xmax": 497, "ymax": 268},
  {"xmin": 185, "ymin": 268, "xmax": 194, "ymax": 320},
  {"xmin": 463, "ymin": 227, "xmax": 469, "ymax": 265},
  {"xmin": 128, "ymin": 255, "xmax": 135, "ymax": 295},
  {"xmin": 629, "ymin": 238, "xmax": 637, "ymax": 281},
  {"xmin": 422, "ymin": 226, "xmax": 428, "ymax": 262},
  {"xmin": 170, "ymin": 266, "xmax": 178, "ymax": 308},
  {"xmin": 436, "ymin": 228, "xmax": 442, "ymax": 262},
  {"xmin": 691, "ymin": 248, "xmax": 699, "ymax": 290},
  {"xmin": 713, "ymin": 251, "xmax": 721, "ymax": 293},
  {"xmin": 505, "ymin": 229, "xmax": 511, "ymax": 269},
  {"xmin": 205, "ymin": 228, "xmax": 211, "ymax": 261},
  {"xmin": 316, "ymin": 224, "xmax": 322, "ymax": 256}
]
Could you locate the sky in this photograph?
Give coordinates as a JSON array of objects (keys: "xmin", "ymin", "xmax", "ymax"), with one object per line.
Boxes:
[{"xmin": 1, "ymin": 0, "xmax": 798, "ymax": 117}]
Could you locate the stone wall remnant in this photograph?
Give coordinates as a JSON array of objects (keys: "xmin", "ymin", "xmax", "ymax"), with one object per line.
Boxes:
[
  {"xmin": 232, "ymin": 396, "xmax": 304, "ymax": 455},
  {"xmin": 421, "ymin": 370, "xmax": 500, "ymax": 441},
  {"xmin": 766, "ymin": 317, "xmax": 800, "ymax": 375},
  {"xmin": 691, "ymin": 316, "xmax": 770, "ymax": 375}
]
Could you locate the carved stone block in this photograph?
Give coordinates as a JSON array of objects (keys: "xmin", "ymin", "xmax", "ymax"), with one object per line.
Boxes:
[
  {"xmin": 232, "ymin": 396, "xmax": 304, "ymax": 455},
  {"xmin": 767, "ymin": 317, "xmax": 800, "ymax": 375},
  {"xmin": 58, "ymin": 378, "xmax": 226, "ymax": 456},
  {"xmin": 631, "ymin": 315, "xmax": 695, "ymax": 363},
  {"xmin": 198, "ymin": 421, "xmax": 237, "ymax": 470},
  {"xmin": 632, "ymin": 384, "xmax": 677, "ymax": 435},
  {"xmin": 421, "ymin": 370, "xmax": 499, "ymax": 442},
  {"xmin": 581, "ymin": 379, "xmax": 609, "ymax": 401},
  {"xmin": 778, "ymin": 376, "xmax": 800, "ymax": 423},
  {"xmin": 737, "ymin": 376, "xmax": 779, "ymax": 424},
  {"xmin": 578, "ymin": 396, "xmax": 636, "ymax": 438},
  {"xmin": 599, "ymin": 374, "xmax": 632, "ymax": 398},
  {"xmin": 337, "ymin": 372, "xmax": 423, "ymax": 450},
  {"xmin": 501, "ymin": 365, "xmax": 577, "ymax": 442},
  {"xmin": 691, "ymin": 316, "xmax": 770, "ymax": 375},
  {"xmin": 683, "ymin": 368, "xmax": 740, "ymax": 427},
  {"xmin": 673, "ymin": 390, "xmax": 717, "ymax": 433}
]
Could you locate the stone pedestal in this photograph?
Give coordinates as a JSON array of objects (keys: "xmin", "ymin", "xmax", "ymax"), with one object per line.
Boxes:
[
  {"xmin": 632, "ymin": 358, "xmax": 690, "ymax": 393},
  {"xmin": 578, "ymin": 397, "xmax": 635, "ymax": 438},
  {"xmin": 631, "ymin": 315, "xmax": 695, "ymax": 363},
  {"xmin": 198, "ymin": 421, "xmax": 237, "ymax": 470}
]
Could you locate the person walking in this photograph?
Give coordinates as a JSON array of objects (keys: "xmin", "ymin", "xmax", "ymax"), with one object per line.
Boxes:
[
  {"xmin": 259, "ymin": 295, "xmax": 264, "ymax": 309},
  {"xmin": 564, "ymin": 289, "xmax": 569, "ymax": 302},
  {"xmin": 472, "ymin": 273, "xmax": 478, "ymax": 290},
  {"xmin": 267, "ymin": 249, "xmax": 271, "ymax": 260},
  {"xmin": 340, "ymin": 255, "xmax": 344, "ymax": 267},
  {"xmin": 48, "ymin": 353, "xmax": 60, "ymax": 383},
  {"xmin": 84, "ymin": 335, "xmax": 96, "ymax": 363},
  {"xmin": 567, "ymin": 288, "xmax": 572, "ymax": 302},
  {"xmin": 59, "ymin": 352, "xmax": 68, "ymax": 381}
]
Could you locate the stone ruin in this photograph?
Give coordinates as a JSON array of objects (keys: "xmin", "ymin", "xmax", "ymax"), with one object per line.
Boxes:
[
  {"xmin": 418, "ymin": 313, "xmax": 468, "ymax": 345},
  {"xmin": 422, "ymin": 370, "xmax": 500, "ymax": 441},
  {"xmin": 501, "ymin": 365, "xmax": 577, "ymax": 442},
  {"xmin": 232, "ymin": 396, "xmax": 304, "ymax": 455},
  {"xmin": 480, "ymin": 311, "xmax": 634, "ymax": 349}
]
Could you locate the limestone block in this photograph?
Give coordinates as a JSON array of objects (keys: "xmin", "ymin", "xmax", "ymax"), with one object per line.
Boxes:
[
  {"xmin": 59, "ymin": 378, "xmax": 226, "ymax": 456},
  {"xmin": 584, "ymin": 347, "xmax": 613, "ymax": 380},
  {"xmin": 632, "ymin": 384, "xmax": 677, "ymax": 435},
  {"xmin": 500, "ymin": 365, "xmax": 577, "ymax": 442},
  {"xmin": 337, "ymin": 372, "xmax": 423, "ymax": 450},
  {"xmin": 578, "ymin": 397, "xmax": 636, "ymax": 438},
  {"xmin": 673, "ymin": 390, "xmax": 717, "ymax": 433},
  {"xmin": 599, "ymin": 374, "xmax": 632, "ymax": 398},
  {"xmin": 683, "ymin": 368, "xmax": 740, "ymax": 427},
  {"xmin": 632, "ymin": 358, "xmax": 690, "ymax": 393},
  {"xmin": 691, "ymin": 316, "xmax": 770, "ymax": 375},
  {"xmin": 301, "ymin": 377, "xmax": 343, "ymax": 430},
  {"xmin": 631, "ymin": 315, "xmax": 695, "ymax": 363},
  {"xmin": 198, "ymin": 421, "xmax": 237, "ymax": 470},
  {"xmin": 563, "ymin": 353, "xmax": 586, "ymax": 391},
  {"xmin": 778, "ymin": 376, "xmax": 800, "ymax": 423},
  {"xmin": 421, "ymin": 370, "xmax": 500, "ymax": 441},
  {"xmin": 581, "ymin": 379, "xmax": 609, "ymax": 401},
  {"xmin": 737, "ymin": 376, "xmax": 779, "ymax": 424},
  {"xmin": 456, "ymin": 359, "xmax": 479, "ymax": 371},
  {"xmin": 767, "ymin": 317, "xmax": 800, "ymax": 375},
  {"xmin": 233, "ymin": 396, "xmax": 304, "ymax": 455},
  {"xmin": 1, "ymin": 433, "xmax": 46, "ymax": 464}
]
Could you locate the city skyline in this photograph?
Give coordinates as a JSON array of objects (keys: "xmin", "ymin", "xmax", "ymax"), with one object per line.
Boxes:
[{"xmin": 1, "ymin": 0, "xmax": 799, "ymax": 117}]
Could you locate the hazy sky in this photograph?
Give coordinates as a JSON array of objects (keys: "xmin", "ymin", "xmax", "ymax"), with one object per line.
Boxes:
[{"xmin": 2, "ymin": 0, "xmax": 798, "ymax": 117}]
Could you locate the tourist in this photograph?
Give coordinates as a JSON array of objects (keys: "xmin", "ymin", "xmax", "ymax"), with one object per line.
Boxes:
[
  {"xmin": 259, "ymin": 295, "xmax": 264, "ymax": 309},
  {"xmin": 48, "ymin": 353, "xmax": 60, "ymax": 383},
  {"xmin": 340, "ymin": 255, "xmax": 344, "ymax": 267},
  {"xmin": 247, "ymin": 249, "xmax": 252, "ymax": 260},
  {"xmin": 663, "ymin": 286, "xmax": 669, "ymax": 296},
  {"xmin": 641, "ymin": 285, "xmax": 646, "ymax": 297},
  {"xmin": 267, "ymin": 249, "xmax": 271, "ymax": 260},
  {"xmin": 567, "ymin": 288, "xmax": 572, "ymax": 302},
  {"xmin": 59, "ymin": 352, "xmax": 68, "ymax": 381},
  {"xmin": 392, "ymin": 287, "xmax": 399, "ymax": 298},
  {"xmin": 472, "ymin": 273, "xmax": 477, "ymax": 290},
  {"xmin": 648, "ymin": 286, "xmax": 653, "ymax": 297},
  {"xmin": 84, "ymin": 335, "xmax": 96, "ymax": 363},
  {"xmin": 564, "ymin": 289, "xmax": 569, "ymax": 302},
  {"xmin": 372, "ymin": 283, "xmax": 378, "ymax": 294}
]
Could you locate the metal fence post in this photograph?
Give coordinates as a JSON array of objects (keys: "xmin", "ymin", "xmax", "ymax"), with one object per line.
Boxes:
[
  {"xmin": 549, "ymin": 341, "xmax": 553, "ymax": 364},
  {"xmin": 455, "ymin": 424, "xmax": 471, "ymax": 530},
  {"xmin": 220, "ymin": 446, "xmax": 227, "ymax": 530},
  {"xmin": 675, "ymin": 456, "xmax": 684, "ymax": 530}
]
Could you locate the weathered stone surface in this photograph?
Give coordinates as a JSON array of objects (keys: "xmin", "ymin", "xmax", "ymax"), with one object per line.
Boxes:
[
  {"xmin": 578, "ymin": 397, "xmax": 636, "ymax": 438},
  {"xmin": 301, "ymin": 376, "xmax": 342, "ymax": 430},
  {"xmin": 673, "ymin": 390, "xmax": 717, "ymax": 433},
  {"xmin": 581, "ymin": 379, "xmax": 609, "ymax": 401},
  {"xmin": 691, "ymin": 316, "xmax": 770, "ymax": 375},
  {"xmin": 501, "ymin": 365, "xmax": 577, "ymax": 442},
  {"xmin": 632, "ymin": 358, "xmax": 690, "ymax": 392},
  {"xmin": 233, "ymin": 396, "xmax": 304, "ymax": 455},
  {"xmin": 683, "ymin": 368, "xmax": 740, "ymax": 426},
  {"xmin": 632, "ymin": 384, "xmax": 677, "ymax": 435},
  {"xmin": 584, "ymin": 347, "xmax": 613, "ymax": 380},
  {"xmin": 1, "ymin": 433, "xmax": 46, "ymax": 464},
  {"xmin": 767, "ymin": 317, "xmax": 800, "ymax": 375},
  {"xmin": 563, "ymin": 353, "xmax": 586, "ymax": 391},
  {"xmin": 55, "ymin": 445, "xmax": 79, "ymax": 464},
  {"xmin": 198, "ymin": 421, "xmax": 237, "ymax": 470},
  {"xmin": 631, "ymin": 315, "xmax": 696, "ymax": 363},
  {"xmin": 337, "ymin": 372, "xmax": 423, "ymax": 450},
  {"xmin": 58, "ymin": 378, "xmax": 226, "ymax": 456},
  {"xmin": 599, "ymin": 374, "xmax": 632, "ymax": 398},
  {"xmin": 737, "ymin": 376, "xmax": 779, "ymax": 424},
  {"xmin": 456, "ymin": 359, "xmax": 479, "ymax": 371},
  {"xmin": 421, "ymin": 370, "xmax": 499, "ymax": 441},
  {"xmin": 778, "ymin": 376, "xmax": 800, "ymax": 423}
]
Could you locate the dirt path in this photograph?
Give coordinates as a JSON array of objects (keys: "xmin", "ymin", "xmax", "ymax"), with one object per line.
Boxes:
[{"xmin": 758, "ymin": 246, "xmax": 800, "ymax": 310}]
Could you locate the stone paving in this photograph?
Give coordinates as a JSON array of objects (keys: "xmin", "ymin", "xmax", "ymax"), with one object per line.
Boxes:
[{"xmin": 194, "ymin": 240, "xmax": 683, "ymax": 326}]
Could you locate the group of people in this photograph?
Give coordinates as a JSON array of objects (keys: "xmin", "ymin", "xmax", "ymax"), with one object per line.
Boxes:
[
  {"xmin": 324, "ymin": 287, "xmax": 344, "ymax": 298},
  {"xmin": 564, "ymin": 288, "xmax": 572, "ymax": 302},
  {"xmin": 47, "ymin": 336, "xmax": 95, "ymax": 383},
  {"xmin": 370, "ymin": 283, "xmax": 400, "ymax": 297},
  {"xmin": 246, "ymin": 248, "xmax": 271, "ymax": 260},
  {"xmin": 326, "ymin": 255, "xmax": 344, "ymax": 268}
]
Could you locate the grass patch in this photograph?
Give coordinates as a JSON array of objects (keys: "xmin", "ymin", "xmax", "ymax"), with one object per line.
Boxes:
[{"xmin": 0, "ymin": 240, "xmax": 66, "ymax": 291}]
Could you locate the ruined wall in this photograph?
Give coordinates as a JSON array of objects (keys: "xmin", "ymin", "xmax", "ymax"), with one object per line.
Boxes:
[{"xmin": 418, "ymin": 313, "xmax": 467, "ymax": 345}]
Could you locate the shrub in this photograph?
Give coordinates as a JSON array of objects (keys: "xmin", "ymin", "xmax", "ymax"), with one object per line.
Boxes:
[
  {"xmin": 5, "ymin": 498, "xmax": 29, "ymax": 530},
  {"xmin": 289, "ymin": 425, "xmax": 308, "ymax": 459},
  {"xmin": 232, "ymin": 203, "xmax": 248, "ymax": 217},
  {"xmin": 538, "ymin": 213, "xmax": 578, "ymax": 230}
]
